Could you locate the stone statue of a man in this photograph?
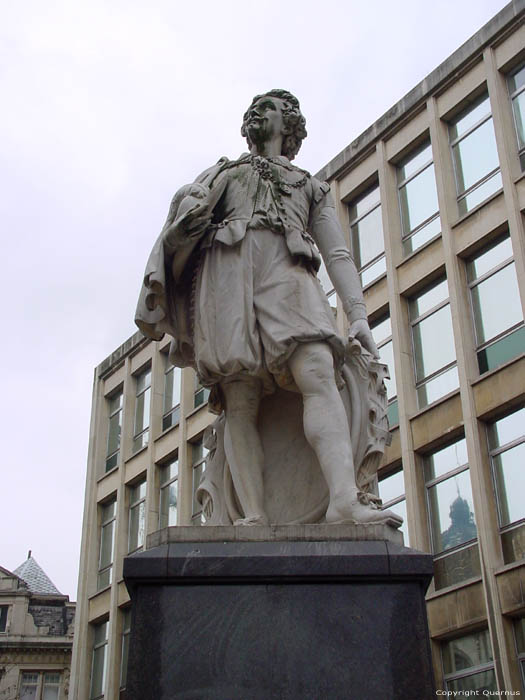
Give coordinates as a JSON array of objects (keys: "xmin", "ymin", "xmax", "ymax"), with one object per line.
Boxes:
[{"xmin": 136, "ymin": 89, "xmax": 399, "ymax": 527}]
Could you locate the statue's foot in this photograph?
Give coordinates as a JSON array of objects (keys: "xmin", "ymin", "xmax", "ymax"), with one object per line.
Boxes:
[
  {"xmin": 326, "ymin": 499, "xmax": 402, "ymax": 528},
  {"xmin": 233, "ymin": 515, "xmax": 269, "ymax": 526}
]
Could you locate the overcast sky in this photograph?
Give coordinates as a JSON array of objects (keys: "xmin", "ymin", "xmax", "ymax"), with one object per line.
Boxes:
[{"xmin": 0, "ymin": 0, "xmax": 510, "ymax": 599}]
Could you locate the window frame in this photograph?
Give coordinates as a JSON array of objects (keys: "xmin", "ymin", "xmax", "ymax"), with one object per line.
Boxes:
[
  {"xmin": 448, "ymin": 93, "xmax": 502, "ymax": 214},
  {"xmin": 90, "ymin": 620, "xmax": 109, "ymax": 700},
  {"xmin": 507, "ymin": 61, "xmax": 525, "ymax": 170},
  {"xmin": 119, "ymin": 607, "xmax": 132, "ymax": 691},
  {"xmin": 441, "ymin": 629, "xmax": 496, "ymax": 692},
  {"xmin": 194, "ymin": 374, "xmax": 210, "ymax": 409},
  {"xmin": 97, "ymin": 498, "xmax": 116, "ymax": 591},
  {"xmin": 128, "ymin": 479, "xmax": 147, "ymax": 554},
  {"xmin": 162, "ymin": 357, "xmax": 181, "ymax": 432},
  {"xmin": 191, "ymin": 437, "xmax": 209, "ymax": 524},
  {"xmin": 348, "ymin": 183, "xmax": 386, "ymax": 287},
  {"xmin": 105, "ymin": 389, "xmax": 123, "ymax": 472},
  {"xmin": 132, "ymin": 366, "xmax": 152, "ymax": 454},
  {"xmin": 396, "ymin": 141, "xmax": 441, "ymax": 255},
  {"xmin": 0, "ymin": 604, "xmax": 8, "ymax": 633},
  {"xmin": 159, "ymin": 455, "xmax": 179, "ymax": 529}
]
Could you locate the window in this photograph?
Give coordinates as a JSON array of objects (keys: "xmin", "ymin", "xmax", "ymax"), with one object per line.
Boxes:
[
  {"xmin": 442, "ymin": 629, "xmax": 497, "ymax": 692},
  {"xmin": 467, "ymin": 236, "xmax": 524, "ymax": 374},
  {"xmin": 487, "ymin": 406, "xmax": 525, "ymax": 564},
  {"xmin": 508, "ymin": 63, "xmax": 525, "ymax": 170},
  {"xmin": 132, "ymin": 366, "xmax": 151, "ymax": 453},
  {"xmin": 370, "ymin": 313, "xmax": 398, "ymax": 425},
  {"xmin": 348, "ymin": 184, "xmax": 386, "ymax": 287},
  {"xmin": 163, "ymin": 359, "xmax": 181, "ymax": 431},
  {"xmin": 317, "ymin": 259, "xmax": 337, "ymax": 309},
  {"xmin": 120, "ymin": 608, "xmax": 132, "ymax": 690},
  {"xmin": 0, "ymin": 605, "xmax": 7, "ymax": 633},
  {"xmin": 97, "ymin": 499, "xmax": 116, "ymax": 590},
  {"xmin": 409, "ymin": 278, "xmax": 459, "ymax": 407},
  {"xmin": 191, "ymin": 438, "xmax": 209, "ymax": 525},
  {"xmin": 90, "ymin": 620, "xmax": 109, "ymax": 700},
  {"xmin": 128, "ymin": 480, "xmax": 146, "ymax": 553},
  {"xmin": 19, "ymin": 672, "xmax": 61, "ymax": 700},
  {"xmin": 378, "ymin": 466, "xmax": 409, "ymax": 545},
  {"xmin": 159, "ymin": 456, "xmax": 179, "ymax": 528},
  {"xmin": 397, "ymin": 141, "xmax": 441, "ymax": 255},
  {"xmin": 449, "ymin": 93, "xmax": 502, "ymax": 215},
  {"xmin": 424, "ymin": 438, "xmax": 481, "ymax": 589},
  {"xmin": 105, "ymin": 390, "xmax": 123, "ymax": 472},
  {"xmin": 194, "ymin": 374, "xmax": 210, "ymax": 409},
  {"xmin": 514, "ymin": 618, "xmax": 525, "ymax": 690}
]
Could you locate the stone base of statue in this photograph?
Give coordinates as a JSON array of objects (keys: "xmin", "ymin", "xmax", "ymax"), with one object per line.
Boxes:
[{"xmin": 123, "ymin": 526, "xmax": 435, "ymax": 700}]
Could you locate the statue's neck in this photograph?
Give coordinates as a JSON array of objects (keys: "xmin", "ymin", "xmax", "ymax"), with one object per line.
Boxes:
[{"xmin": 250, "ymin": 137, "xmax": 283, "ymax": 159}]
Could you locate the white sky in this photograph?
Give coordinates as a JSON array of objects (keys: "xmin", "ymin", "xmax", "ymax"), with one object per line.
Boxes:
[{"xmin": 0, "ymin": 0, "xmax": 509, "ymax": 599}]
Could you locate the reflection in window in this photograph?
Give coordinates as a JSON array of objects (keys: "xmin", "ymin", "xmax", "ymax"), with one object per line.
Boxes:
[
  {"xmin": 424, "ymin": 439, "xmax": 480, "ymax": 589},
  {"xmin": 120, "ymin": 608, "xmax": 132, "ymax": 690},
  {"xmin": 467, "ymin": 235, "xmax": 524, "ymax": 374},
  {"xmin": 105, "ymin": 390, "xmax": 123, "ymax": 472},
  {"xmin": 371, "ymin": 314, "xmax": 398, "ymax": 425},
  {"xmin": 508, "ymin": 63, "xmax": 525, "ymax": 170},
  {"xmin": 191, "ymin": 438, "xmax": 209, "ymax": 525},
  {"xmin": 159, "ymin": 456, "xmax": 179, "ymax": 528},
  {"xmin": 98, "ymin": 499, "xmax": 116, "ymax": 590},
  {"xmin": 487, "ymin": 407, "xmax": 525, "ymax": 564},
  {"xmin": 194, "ymin": 373, "xmax": 210, "ymax": 409},
  {"xmin": 397, "ymin": 142, "xmax": 441, "ymax": 255},
  {"xmin": 449, "ymin": 94, "xmax": 502, "ymax": 215},
  {"xmin": 378, "ymin": 466, "xmax": 409, "ymax": 544},
  {"xmin": 128, "ymin": 480, "xmax": 147, "ymax": 553},
  {"xmin": 442, "ymin": 629, "xmax": 497, "ymax": 692},
  {"xmin": 409, "ymin": 279, "xmax": 459, "ymax": 407},
  {"xmin": 90, "ymin": 621, "xmax": 109, "ymax": 700},
  {"xmin": 317, "ymin": 258, "xmax": 337, "ymax": 310},
  {"xmin": 133, "ymin": 367, "xmax": 151, "ymax": 453},
  {"xmin": 348, "ymin": 184, "xmax": 386, "ymax": 287},
  {"xmin": 163, "ymin": 358, "xmax": 181, "ymax": 431}
]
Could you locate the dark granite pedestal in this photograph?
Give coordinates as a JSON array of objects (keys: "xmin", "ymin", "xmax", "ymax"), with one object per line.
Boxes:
[{"xmin": 123, "ymin": 526, "xmax": 435, "ymax": 700}]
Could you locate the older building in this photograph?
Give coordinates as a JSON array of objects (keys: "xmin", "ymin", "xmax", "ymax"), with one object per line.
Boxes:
[
  {"xmin": 71, "ymin": 2, "xmax": 525, "ymax": 697},
  {"xmin": 0, "ymin": 555, "xmax": 75, "ymax": 700}
]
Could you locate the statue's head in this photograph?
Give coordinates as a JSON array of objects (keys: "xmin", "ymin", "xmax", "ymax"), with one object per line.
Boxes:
[{"xmin": 241, "ymin": 89, "xmax": 307, "ymax": 161}]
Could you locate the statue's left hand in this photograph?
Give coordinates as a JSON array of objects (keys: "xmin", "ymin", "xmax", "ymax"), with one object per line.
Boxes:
[{"xmin": 348, "ymin": 319, "xmax": 379, "ymax": 358}]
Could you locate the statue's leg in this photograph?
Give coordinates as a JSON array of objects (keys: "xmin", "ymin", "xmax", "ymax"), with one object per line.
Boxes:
[
  {"xmin": 221, "ymin": 377, "xmax": 268, "ymax": 525},
  {"xmin": 289, "ymin": 341, "xmax": 391, "ymax": 524}
]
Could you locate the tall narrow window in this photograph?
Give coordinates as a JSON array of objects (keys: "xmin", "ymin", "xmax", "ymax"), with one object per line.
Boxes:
[
  {"xmin": 467, "ymin": 235, "xmax": 524, "ymax": 374},
  {"xmin": 19, "ymin": 673, "xmax": 38, "ymax": 699},
  {"xmin": 508, "ymin": 63, "xmax": 525, "ymax": 170},
  {"xmin": 424, "ymin": 438, "xmax": 481, "ymax": 589},
  {"xmin": 348, "ymin": 184, "xmax": 386, "ymax": 287},
  {"xmin": 514, "ymin": 618, "xmax": 525, "ymax": 690},
  {"xmin": 442, "ymin": 629, "xmax": 497, "ymax": 692},
  {"xmin": 163, "ymin": 359, "xmax": 182, "ymax": 431},
  {"xmin": 105, "ymin": 390, "xmax": 123, "ymax": 472},
  {"xmin": 378, "ymin": 466, "xmax": 409, "ymax": 545},
  {"xmin": 487, "ymin": 406, "xmax": 525, "ymax": 564},
  {"xmin": 97, "ymin": 499, "xmax": 116, "ymax": 590},
  {"xmin": 128, "ymin": 480, "xmax": 146, "ymax": 553},
  {"xmin": 317, "ymin": 259, "xmax": 337, "ymax": 309},
  {"xmin": 397, "ymin": 142, "xmax": 441, "ymax": 255},
  {"xmin": 133, "ymin": 367, "xmax": 151, "ymax": 453},
  {"xmin": 90, "ymin": 620, "xmax": 109, "ymax": 700},
  {"xmin": 120, "ymin": 608, "xmax": 132, "ymax": 691},
  {"xmin": 0, "ymin": 605, "xmax": 7, "ymax": 633},
  {"xmin": 409, "ymin": 278, "xmax": 459, "ymax": 407},
  {"xmin": 194, "ymin": 374, "xmax": 210, "ymax": 409},
  {"xmin": 159, "ymin": 456, "xmax": 179, "ymax": 528},
  {"xmin": 191, "ymin": 438, "xmax": 209, "ymax": 525},
  {"xmin": 370, "ymin": 313, "xmax": 398, "ymax": 425},
  {"xmin": 449, "ymin": 93, "xmax": 502, "ymax": 214},
  {"xmin": 42, "ymin": 673, "xmax": 60, "ymax": 700}
]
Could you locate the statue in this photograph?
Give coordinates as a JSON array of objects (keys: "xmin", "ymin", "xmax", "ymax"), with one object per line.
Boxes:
[{"xmin": 136, "ymin": 89, "xmax": 401, "ymax": 528}]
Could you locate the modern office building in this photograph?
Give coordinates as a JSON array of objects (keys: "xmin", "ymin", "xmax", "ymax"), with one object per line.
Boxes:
[
  {"xmin": 71, "ymin": 2, "xmax": 525, "ymax": 696},
  {"xmin": 0, "ymin": 555, "xmax": 75, "ymax": 699}
]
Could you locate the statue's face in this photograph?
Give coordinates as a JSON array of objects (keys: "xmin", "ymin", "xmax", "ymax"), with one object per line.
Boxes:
[{"xmin": 245, "ymin": 95, "xmax": 287, "ymax": 146}]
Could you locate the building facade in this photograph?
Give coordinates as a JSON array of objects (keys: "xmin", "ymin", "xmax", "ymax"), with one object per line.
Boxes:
[
  {"xmin": 71, "ymin": 2, "xmax": 525, "ymax": 696},
  {"xmin": 0, "ymin": 556, "xmax": 75, "ymax": 700}
]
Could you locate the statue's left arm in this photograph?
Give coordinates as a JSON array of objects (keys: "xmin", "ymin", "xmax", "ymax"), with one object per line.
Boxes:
[{"xmin": 309, "ymin": 181, "xmax": 379, "ymax": 358}]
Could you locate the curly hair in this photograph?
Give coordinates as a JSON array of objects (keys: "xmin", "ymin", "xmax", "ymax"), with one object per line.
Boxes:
[{"xmin": 241, "ymin": 89, "xmax": 307, "ymax": 161}]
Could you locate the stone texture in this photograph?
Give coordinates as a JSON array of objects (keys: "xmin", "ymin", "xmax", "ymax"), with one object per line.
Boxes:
[{"xmin": 124, "ymin": 540, "xmax": 435, "ymax": 699}]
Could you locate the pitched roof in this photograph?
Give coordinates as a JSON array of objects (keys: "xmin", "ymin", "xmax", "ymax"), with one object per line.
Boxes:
[{"xmin": 13, "ymin": 555, "xmax": 62, "ymax": 595}]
